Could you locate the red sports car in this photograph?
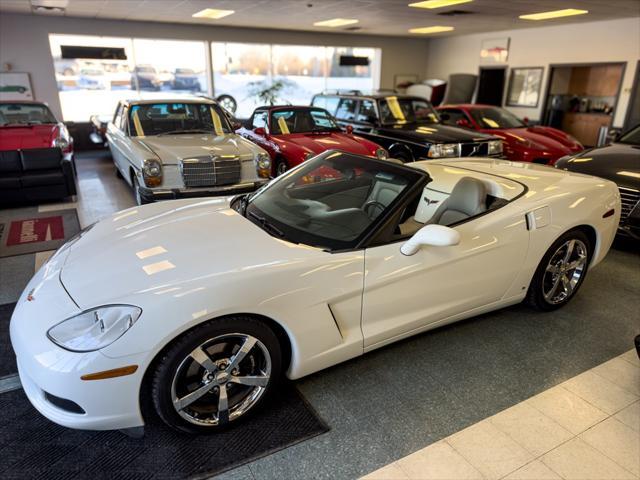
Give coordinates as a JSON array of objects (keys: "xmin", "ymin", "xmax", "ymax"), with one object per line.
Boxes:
[
  {"xmin": 437, "ymin": 104, "xmax": 583, "ymax": 165},
  {"xmin": 237, "ymin": 106, "xmax": 388, "ymax": 176}
]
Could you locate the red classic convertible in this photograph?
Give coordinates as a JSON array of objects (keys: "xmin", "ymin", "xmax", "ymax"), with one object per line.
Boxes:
[
  {"xmin": 437, "ymin": 104, "xmax": 583, "ymax": 165},
  {"xmin": 0, "ymin": 101, "xmax": 76, "ymax": 204},
  {"xmin": 237, "ymin": 106, "xmax": 387, "ymax": 176}
]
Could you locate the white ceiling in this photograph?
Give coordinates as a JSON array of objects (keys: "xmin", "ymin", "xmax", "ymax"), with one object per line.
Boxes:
[{"xmin": 1, "ymin": 0, "xmax": 639, "ymax": 37}]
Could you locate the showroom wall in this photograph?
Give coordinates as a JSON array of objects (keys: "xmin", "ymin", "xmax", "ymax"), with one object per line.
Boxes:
[
  {"xmin": 426, "ymin": 18, "xmax": 640, "ymax": 127},
  {"xmin": 0, "ymin": 13, "xmax": 430, "ymax": 120}
]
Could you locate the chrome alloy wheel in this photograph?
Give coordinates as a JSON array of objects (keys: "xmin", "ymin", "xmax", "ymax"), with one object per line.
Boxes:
[
  {"xmin": 170, "ymin": 333, "xmax": 271, "ymax": 426},
  {"xmin": 542, "ymin": 239, "xmax": 588, "ymax": 305}
]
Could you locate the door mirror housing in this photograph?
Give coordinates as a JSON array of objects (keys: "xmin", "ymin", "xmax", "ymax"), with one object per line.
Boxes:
[
  {"xmin": 400, "ymin": 225, "xmax": 460, "ymax": 256},
  {"xmin": 345, "ymin": 125, "xmax": 354, "ymax": 134},
  {"xmin": 522, "ymin": 117, "xmax": 529, "ymax": 126},
  {"xmin": 254, "ymin": 127, "xmax": 267, "ymax": 137},
  {"xmin": 456, "ymin": 118, "xmax": 471, "ymax": 128}
]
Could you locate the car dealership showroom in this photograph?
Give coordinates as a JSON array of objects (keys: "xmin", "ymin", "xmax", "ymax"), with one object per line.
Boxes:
[{"xmin": 1, "ymin": 0, "xmax": 640, "ymax": 479}]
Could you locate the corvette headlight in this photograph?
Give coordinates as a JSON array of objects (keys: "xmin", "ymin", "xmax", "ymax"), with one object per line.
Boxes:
[
  {"xmin": 375, "ymin": 148, "xmax": 388, "ymax": 160},
  {"xmin": 428, "ymin": 143, "xmax": 460, "ymax": 158},
  {"xmin": 52, "ymin": 137, "xmax": 69, "ymax": 150},
  {"xmin": 47, "ymin": 305, "xmax": 142, "ymax": 352},
  {"xmin": 142, "ymin": 158, "xmax": 163, "ymax": 187},
  {"xmin": 488, "ymin": 139, "xmax": 503, "ymax": 156},
  {"xmin": 255, "ymin": 152, "xmax": 271, "ymax": 178}
]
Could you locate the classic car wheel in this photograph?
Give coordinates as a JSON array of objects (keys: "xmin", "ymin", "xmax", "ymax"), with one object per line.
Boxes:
[
  {"xmin": 276, "ymin": 159, "xmax": 289, "ymax": 176},
  {"xmin": 526, "ymin": 230, "xmax": 591, "ymax": 311},
  {"xmin": 216, "ymin": 94, "xmax": 237, "ymax": 114},
  {"xmin": 150, "ymin": 316, "xmax": 282, "ymax": 434}
]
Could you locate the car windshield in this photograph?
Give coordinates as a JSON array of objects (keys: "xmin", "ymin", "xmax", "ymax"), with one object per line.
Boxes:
[
  {"xmin": 243, "ymin": 151, "xmax": 425, "ymax": 250},
  {"xmin": 379, "ymin": 97, "xmax": 440, "ymax": 125},
  {"xmin": 617, "ymin": 125, "xmax": 640, "ymax": 145},
  {"xmin": 270, "ymin": 108, "xmax": 341, "ymax": 134},
  {"xmin": 128, "ymin": 102, "xmax": 232, "ymax": 136},
  {"xmin": 469, "ymin": 107, "xmax": 525, "ymax": 129},
  {"xmin": 0, "ymin": 103, "xmax": 57, "ymax": 125}
]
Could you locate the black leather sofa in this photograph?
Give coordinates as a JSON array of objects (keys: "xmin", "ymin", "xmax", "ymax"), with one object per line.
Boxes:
[{"xmin": 0, "ymin": 148, "xmax": 76, "ymax": 206}]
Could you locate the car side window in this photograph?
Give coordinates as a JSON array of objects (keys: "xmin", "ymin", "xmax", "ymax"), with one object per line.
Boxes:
[
  {"xmin": 335, "ymin": 99, "xmax": 358, "ymax": 121},
  {"xmin": 440, "ymin": 109, "xmax": 466, "ymax": 126},
  {"xmin": 252, "ymin": 111, "xmax": 268, "ymax": 130},
  {"xmin": 357, "ymin": 100, "xmax": 378, "ymax": 124}
]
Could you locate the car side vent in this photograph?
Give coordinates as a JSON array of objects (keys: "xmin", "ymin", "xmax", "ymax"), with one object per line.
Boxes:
[
  {"xmin": 344, "ymin": 26, "xmax": 362, "ymax": 31},
  {"xmin": 437, "ymin": 9, "xmax": 474, "ymax": 16}
]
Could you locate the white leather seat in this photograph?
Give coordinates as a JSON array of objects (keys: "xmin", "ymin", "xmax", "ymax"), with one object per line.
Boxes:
[{"xmin": 429, "ymin": 177, "xmax": 487, "ymax": 225}]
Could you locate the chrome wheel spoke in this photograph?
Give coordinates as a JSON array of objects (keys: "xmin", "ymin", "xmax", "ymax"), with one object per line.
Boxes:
[
  {"xmin": 228, "ymin": 336, "xmax": 257, "ymax": 371},
  {"xmin": 546, "ymin": 264, "xmax": 560, "ymax": 274},
  {"xmin": 562, "ymin": 240, "xmax": 575, "ymax": 264},
  {"xmin": 562, "ymin": 275, "xmax": 572, "ymax": 295},
  {"xmin": 190, "ymin": 346, "xmax": 217, "ymax": 372},
  {"xmin": 174, "ymin": 382, "xmax": 216, "ymax": 411},
  {"xmin": 230, "ymin": 374, "xmax": 269, "ymax": 387},
  {"xmin": 544, "ymin": 275, "xmax": 563, "ymax": 301},
  {"xmin": 218, "ymin": 385, "xmax": 229, "ymax": 424}
]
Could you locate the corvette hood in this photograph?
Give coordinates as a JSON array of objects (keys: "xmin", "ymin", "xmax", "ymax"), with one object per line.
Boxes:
[
  {"xmin": 275, "ymin": 132, "xmax": 373, "ymax": 155},
  {"xmin": 137, "ymin": 134, "xmax": 257, "ymax": 164},
  {"xmin": 60, "ymin": 198, "xmax": 322, "ymax": 308},
  {"xmin": 0, "ymin": 124, "xmax": 57, "ymax": 150}
]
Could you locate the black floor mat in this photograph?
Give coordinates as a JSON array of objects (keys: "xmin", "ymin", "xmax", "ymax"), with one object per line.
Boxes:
[
  {"xmin": 0, "ymin": 385, "xmax": 328, "ymax": 479},
  {"xmin": 0, "ymin": 303, "xmax": 16, "ymax": 377}
]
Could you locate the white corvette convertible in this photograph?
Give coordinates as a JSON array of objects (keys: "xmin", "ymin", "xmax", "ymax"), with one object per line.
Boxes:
[{"xmin": 11, "ymin": 151, "xmax": 620, "ymax": 435}]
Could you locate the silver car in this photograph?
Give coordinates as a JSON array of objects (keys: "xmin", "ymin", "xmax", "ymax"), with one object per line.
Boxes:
[{"xmin": 106, "ymin": 98, "xmax": 271, "ymax": 204}]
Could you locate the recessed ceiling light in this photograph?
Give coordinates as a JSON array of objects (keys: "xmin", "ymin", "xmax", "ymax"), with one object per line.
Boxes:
[
  {"xmin": 409, "ymin": 0, "xmax": 472, "ymax": 9},
  {"xmin": 313, "ymin": 18, "xmax": 359, "ymax": 27},
  {"xmin": 192, "ymin": 8, "xmax": 235, "ymax": 19},
  {"xmin": 519, "ymin": 8, "xmax": 588, "ymax": 21},
  {"xmin": 409, "ymin": 25, "xmax": 454, "ymax": 34}
]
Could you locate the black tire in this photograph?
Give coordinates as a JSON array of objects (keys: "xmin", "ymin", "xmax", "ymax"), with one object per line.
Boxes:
[
  {"xmin": 391, "ymin": 150, "xmax": 412, "ymax": 163},
  {"xmin": 275, "ymin": 158, "xmax": 289, "ymax": 176},
  {"xmin": 150, "ymin": 316, "xmax": 282, "ymax": 434},
  {"xmin": 525, "ymin": 229, "xmax": 592, "ymax": 311}
]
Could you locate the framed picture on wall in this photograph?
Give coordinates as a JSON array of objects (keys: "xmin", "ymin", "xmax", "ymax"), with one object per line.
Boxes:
[
  {"xmin": 480, "ymin": 38, "xmax": 510, "ymax": 65},
  {"xmin": 0, "ymin": 72, "xmax": 34, "ymax": 101},
  {"xmin": 506, "ymin": 67, "xmax": 544, "ymax": 107}
]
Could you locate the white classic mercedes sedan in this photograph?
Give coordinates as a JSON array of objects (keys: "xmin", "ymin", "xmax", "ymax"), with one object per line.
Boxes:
[
  {"xmin": 11, "ymin": 151, "xmax": 620, "ymax": 435},
  {"xmin": 107, "ymin": 98, "xmax": 271, "ymax": 205}
]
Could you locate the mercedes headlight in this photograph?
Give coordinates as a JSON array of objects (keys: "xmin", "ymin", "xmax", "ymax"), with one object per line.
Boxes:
[
  {"xmin": 52, "ymin": 137, "xmax": 69, "ymax": 150},
  {"xmin": 488, "ymin": 139, "xmax": 503, "ymax": 156},
  {"xmin": 255, "ymin": 152, "xmax": 271, "ymax": 178},
  {"xmin": 142, "ymin": 158, "xmax": 163, "ymax": 187},
  {"xmin": 375, "ymin": 148, "xmax": 388, "ymax": 160},
  {"xmin": 428, "ymin": 143, "xmax": 460, "ymax": 158},
  {"xmin": 47, "ymin": 305, "xmax": 142, "ymax": 352}
]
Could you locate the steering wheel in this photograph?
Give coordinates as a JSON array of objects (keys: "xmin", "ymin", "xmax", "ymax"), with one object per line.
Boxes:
[{"xmin": 363, "ymin": 200, "xmax": 386, "ymax": 219}]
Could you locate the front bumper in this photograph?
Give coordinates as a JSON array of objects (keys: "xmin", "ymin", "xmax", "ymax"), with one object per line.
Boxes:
[
  {"xmin": 10, "ymin": 263, "xmax": 147, "ymax": 431},
  {"xmin": 139, "ymin": 180, "xmax": 268, "ymax": 203}
]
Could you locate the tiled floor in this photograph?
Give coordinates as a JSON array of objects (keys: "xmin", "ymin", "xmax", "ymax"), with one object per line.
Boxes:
[
  {"xmin": 2, "ymin": 151, "xmax": 639, "ymax": 480},
  {"xmin": 363, "ymin": 350, "xmax": 640, "ymax": 480}
]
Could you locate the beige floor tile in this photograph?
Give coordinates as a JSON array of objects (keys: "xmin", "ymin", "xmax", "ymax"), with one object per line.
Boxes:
[
  {"xmin": 34, "ymin": 250, "xmax": 55, "ymax": 272},
  {"xmin": 489, "ymin": 402, "xmax": 573, "ymax": 457},
  {"xmin": 592, "ymin": 356, "xmax": 640, "ymax": 396},
  {"xmin": 447, "ymin": 420, "xmax": 533, "ymax": 479},
  {"xmin": 361, "ymin": 462, "xmax": 409, "ymax": 479},
  {"xmin": 527, "ymin": 386, "xmax": 608, "ymax": 435},
  {"xmin": 581, "ymin": 417, "xmax": 640, "ymax": 476},
  {"xmin": 620, "ymin": 349, "xmax": 640, "ymax": 367},
  {"xmin": 562, "ymin": 370, "xmax": 638, "ymax": 415},
  {"xmin": 503, "ymin": 460, "xmax": 561, "ymax": 480},
  {"xmin": 395, "ymin": 441, "xmax": 484, "ymax": 480},
  {"xmin": 614, "ymin": 400, "xmax": 640, "ymax": 432},
  {"xmin": 541, "ymin": 437, "xmax": 636, "ymax": 479}
]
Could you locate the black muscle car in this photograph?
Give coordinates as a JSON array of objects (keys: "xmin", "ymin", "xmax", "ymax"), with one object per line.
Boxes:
[
  {"xmin": 311, "ymin": 91, "xmax": 503, "ymax": 162},
  {"xmin": 555, "ymin": 124, "xmax": 640, "ymax": 240}
]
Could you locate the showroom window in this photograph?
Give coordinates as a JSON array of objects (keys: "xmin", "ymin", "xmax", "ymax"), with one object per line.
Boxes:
[
  {"xmin": 211, "ymin": 42, "xmax": 380, "ymax": 117},
  {"xmin": 49, "ymin": 35, "xmax": 208, "ymax": 122}
]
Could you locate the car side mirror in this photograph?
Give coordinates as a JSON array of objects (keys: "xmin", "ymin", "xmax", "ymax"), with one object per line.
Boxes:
[
  {"xmin": 231, "ymin": 121, "xmax": 242, "ymax": 130},
  {"xmin": 456, "ymin": 119, "xmax": 471, "ymax": 128},
  {"xmin": 522, "ymin": 117, "xmax": 529, "ymax": 126},
  {"xmin": 254, "ymin": 127, "xmax": 267, "ymax": 137},
  {"xmin": 345, "ymin": 125, "xmax": 354, "ymax": 134},
  {"xmin": 400, "ymin": 225, "xmax": 460, "ymax": 256}
]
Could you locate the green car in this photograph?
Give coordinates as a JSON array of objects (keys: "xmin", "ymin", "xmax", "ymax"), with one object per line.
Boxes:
[{"xmin": 0, "ymin": 85, "xmax": 28, "ymax": 93}]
